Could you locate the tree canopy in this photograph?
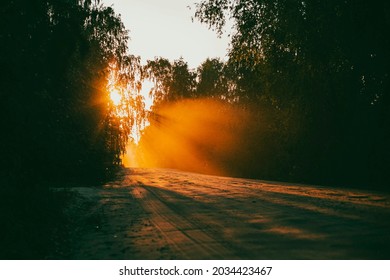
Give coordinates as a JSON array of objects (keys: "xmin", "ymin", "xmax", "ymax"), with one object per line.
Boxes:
[
  {"xmin": 192, "ymin": 0, "xmax": 390, "ymax": 188},
  {"xmin": 0, "ymin": 0, "xmax": 142, "ymax": 185},
  {"xmin": 136, "ymin": 0, "xmax": 390, "ymax": 189},
  {"xmin": 2, "ymin": 0, "xmax": 389, "ymax": 190},
  {"xmin": 143, "ymin": 57, "xmax": 196, "ymax": 106}
]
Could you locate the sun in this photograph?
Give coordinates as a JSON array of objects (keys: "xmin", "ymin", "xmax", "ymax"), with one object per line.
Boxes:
[{"xmin": 110, "ymin": 89, "xmax": 122, "ymax": 106}]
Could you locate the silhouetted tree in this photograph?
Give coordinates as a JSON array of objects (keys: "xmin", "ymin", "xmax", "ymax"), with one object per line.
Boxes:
[
  {"xmin": 170, "ymin": 58, "xmax": 196, "ymax": 100},
  {"xmin": 143, "ymin": 57, "xmax": 173, "ymax": 105},
  {"xmin": 191, "ymin": 0, "xmax": 390, "ymax": 187},
  {"xmin": 0, "ymin": 0, "xmax": 141, "ymax": 186},
  {"xmin": 195, "ymin": 58, "xmax": 230, "ymax": 100},
  {"xmin": 144, "ymin": 57, "xmax": 196, "ymax": 105}
]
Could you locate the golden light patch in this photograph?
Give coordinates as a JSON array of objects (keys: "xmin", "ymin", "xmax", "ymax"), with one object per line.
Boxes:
[{"xmin": 110, "ymin": 89, "xmax": 122, "ymax": 106}]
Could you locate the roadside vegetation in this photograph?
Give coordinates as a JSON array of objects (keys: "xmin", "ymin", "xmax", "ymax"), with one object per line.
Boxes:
[{"xmin": 1, "ymin": 0, "xmax": 389, "ymax": 259}]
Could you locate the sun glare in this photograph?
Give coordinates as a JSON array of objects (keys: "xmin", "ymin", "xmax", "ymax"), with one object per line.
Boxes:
[
  {"xmin": 123, "ymin": 99, "xmax": 251, "ymax": 173},
  {"xmin": 140, "ymin": 80, "xmax": 154, "ymax": 111},
  {"xmin": 108, "ymin": 80, "xmax": 156, "ymax": 167},
  {"xmin": 110, "ymin": 89, "xmax": 122, "ymax": 106}
]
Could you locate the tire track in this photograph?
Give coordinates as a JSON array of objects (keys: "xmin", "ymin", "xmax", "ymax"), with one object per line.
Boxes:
[
  {"xmin": 69, "ymin": 168, "xmax": 390, "ymax": 259},
  {"xmin": 131, "ymin": 185, "xmax": 235, "ymax": 259}
]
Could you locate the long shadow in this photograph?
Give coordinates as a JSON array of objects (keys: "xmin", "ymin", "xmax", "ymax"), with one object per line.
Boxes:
[{"xmin": 138, "ymin": 184, "xmax": 390, "ymax": 259}]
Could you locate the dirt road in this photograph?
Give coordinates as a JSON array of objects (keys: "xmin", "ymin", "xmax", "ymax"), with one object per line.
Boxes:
[{"xmin": 67, "ymin": 168, "xmax": 390, "ymax": 259}]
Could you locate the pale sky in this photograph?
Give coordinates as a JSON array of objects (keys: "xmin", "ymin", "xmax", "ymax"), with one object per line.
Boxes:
[{"xmin": 102, "ymin": 0, "xmax": 231, "ymax": 69}]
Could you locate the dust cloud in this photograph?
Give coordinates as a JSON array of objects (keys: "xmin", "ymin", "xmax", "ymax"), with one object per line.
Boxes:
[{"xmin": 122, "ymin": 98, "xmax": 268, "ymax": 177}]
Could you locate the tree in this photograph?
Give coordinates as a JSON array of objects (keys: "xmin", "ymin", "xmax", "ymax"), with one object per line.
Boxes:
[
  {"xmin": 0, "ymin": 0, "xmax": 142, "ymax": 185},
  {"xmin": 195, "ymin": 58, "xmax": 230, "ymax": 100},
  {"xmin": 170, "ymin": 58, "xmax": 196, "ymax": 100},
  {"xmin": 194, "ymin": 0, "xmax": 390, "ymax": 187},
  {"xmin": 143, "ymin": 57, "xmax": 173, "ymax": 105},
  {"xmin": 144, "ymin": 57, "xmax": 196, "ymax": 105}
]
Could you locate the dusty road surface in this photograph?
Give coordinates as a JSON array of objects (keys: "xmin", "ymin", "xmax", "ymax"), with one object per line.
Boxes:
[{"xmin": 67, "ymin": 168, "xmax": 390, "ymax": 259}]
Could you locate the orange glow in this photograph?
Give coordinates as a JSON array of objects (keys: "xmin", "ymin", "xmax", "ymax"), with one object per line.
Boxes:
[
  {"xmin": 140, "ymin": 79, "xmax": 154, "ymax": 111},
  {"xmin": 122, "ymin": 98, "xmax": 253, "ymax": 175},
  {"xmin": 263, "ymin": 226, "xmax": 325, "ymax": 240},
  {"xmin": 121, "ymin": 141, "xmax": 139, "ymax": 167},
  {"xmin": 110, "ymin": 89, "xmax": 122, "ymax": 106}
]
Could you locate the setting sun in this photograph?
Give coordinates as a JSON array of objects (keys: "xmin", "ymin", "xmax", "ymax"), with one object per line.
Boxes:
[{"xmin": 110, "ymin": 89, "xmax": 122, "ymax": 106}]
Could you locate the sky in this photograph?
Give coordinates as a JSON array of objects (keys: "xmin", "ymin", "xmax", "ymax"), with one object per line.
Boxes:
[{"xmin": 102, "ymin": 0, "xmax": 231, "ymax": 69}]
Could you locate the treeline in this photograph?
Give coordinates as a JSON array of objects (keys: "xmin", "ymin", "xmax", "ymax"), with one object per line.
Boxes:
[
  {"xmin": 139, "ymin": 0, "xmax": 390, "ymax": 189},
  {"xmin": 0, "ymin": 0, "xmax": 143, "ymax": 259},
  {"xmin": 1, "ymin": 0, "xmax": 388, "ymax": 190},
  {"xmin": 0, "ymin": 0, "xmax": 141, "ymax": 187}
]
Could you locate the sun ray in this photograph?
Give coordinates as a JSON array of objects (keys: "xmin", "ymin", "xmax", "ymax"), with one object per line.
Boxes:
[{"xmin": 110, "ymin": 88, "xmax": 122, "ymax": 106}]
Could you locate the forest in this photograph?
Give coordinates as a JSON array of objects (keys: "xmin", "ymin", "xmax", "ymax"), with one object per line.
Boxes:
[
  {"xmin": 1, "ymin": 0, "xmax": 142, "ymax": 258},
  {"xmin": 1, "ymin": 0, "xmax": 389, "ymax": 258},
  {"xmin": 138, "ymin": 0, "xmax": 390, "ymax": 189}
]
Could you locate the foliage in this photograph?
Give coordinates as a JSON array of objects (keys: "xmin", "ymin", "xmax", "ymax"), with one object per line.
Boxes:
[
  {"xmin": 195, "ymin": 58, "xmax": 233, "ymax": 100},
  {"xmin": 0, "ymin": 0, "xmax": 141, "ymax": 185},
  {"xmin": 0, "ymin": 0, "xmax": 144, "ymax": 259},
  {"xmin": 135, "ymin": 0, "xmax": 390, "ymax": 188},
  {"xmin": 192, "ymin": 0, "xmax": 390, "ymax": 188},
  {"xmin": 143, "ymin": 57, "xmax": 196, "ymax": 106}
]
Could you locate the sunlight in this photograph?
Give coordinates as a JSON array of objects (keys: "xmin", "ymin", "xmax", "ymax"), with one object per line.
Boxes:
[
  {"xmin": 110, "ymin": 88, "xmax": 122, "ymax": 106},
  {"xmin": 107, "ymin": 74, "xmax": 155, "ymax": 167},
  {"xmin": 140, "ymin": 79, "xmax": 154, "ymax": 111},
  {"xmin": 131, "ymin": 98, "xmax": 253, "ymax": 175},
  {"xmin": 121, "ymin": 141, "xmax": 139, "ymax": 167}
]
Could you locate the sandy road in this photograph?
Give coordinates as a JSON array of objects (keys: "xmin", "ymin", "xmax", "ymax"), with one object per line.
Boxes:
[{"xmin": 69, "ymin": 168, "xmax": 390, "ymax": 259}]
